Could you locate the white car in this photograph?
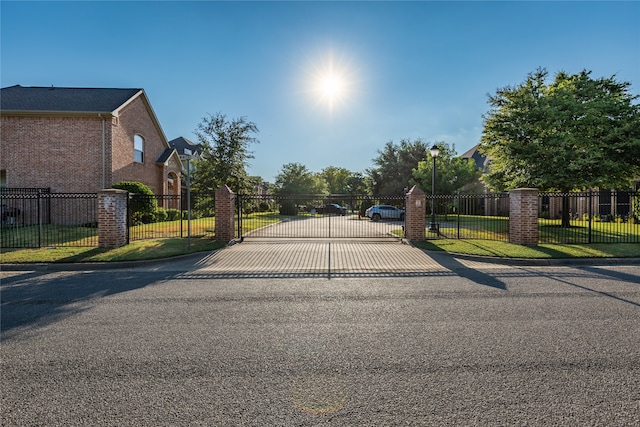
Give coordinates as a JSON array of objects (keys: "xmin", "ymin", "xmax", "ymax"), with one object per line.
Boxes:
[{"xmin": 365, "ymin": 205, "xmax": 405, "ymax": 221}]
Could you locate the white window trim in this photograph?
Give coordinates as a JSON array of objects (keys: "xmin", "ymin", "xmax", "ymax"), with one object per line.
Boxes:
[{"xmin": 134, "ymin": 134, "xmax": 144, "ymax": 163}]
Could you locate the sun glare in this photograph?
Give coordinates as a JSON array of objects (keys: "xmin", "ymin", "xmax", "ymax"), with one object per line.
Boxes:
[
  {"xmin": 318, "ymin": 74, "xmax": 344, "ymax": 102},
  {"xmin": 304, "ymin": 50, "xmax": 357, "ymax": 113}
]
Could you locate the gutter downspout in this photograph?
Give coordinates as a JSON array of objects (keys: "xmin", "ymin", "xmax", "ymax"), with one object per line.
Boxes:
[{"xmin": 99, "ymin": 114, "xmax": 106, "ymax": 189}]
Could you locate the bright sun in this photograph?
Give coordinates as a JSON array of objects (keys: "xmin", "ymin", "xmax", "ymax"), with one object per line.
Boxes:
[
  {"xmin": 319, "ymin": 74, "xmax": 344, "ymax": 101},
  {"xmin": 305, "ymin": 50, "xmax": 356, "ymax": 113}
]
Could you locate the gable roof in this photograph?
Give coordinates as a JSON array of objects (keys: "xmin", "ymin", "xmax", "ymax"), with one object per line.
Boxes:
[
  {"xmin": 1, "ymin": 84, "xmax": 171, "ymax": 149},
  {"xmin": 156, "ymin": 148, "xmax": 182, "ymax": 166},
  {"xmin": 168, "ymin": 136, "xmax": 202, "ymax": 156},
  {"xmin": 461, "ymin": 144, "xmax": 490, "ymax": 171},
  {"xmin": 0, "ymin": 85, "xmax": 142, "ymax": 113}
]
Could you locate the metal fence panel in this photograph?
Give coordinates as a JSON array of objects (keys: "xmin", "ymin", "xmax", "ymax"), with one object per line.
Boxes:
[
  {"xmin": 1, "ymin": 192, "xmax": 98, "ymax": 248},
  {"xmin": 127, "ymin": 193, "xmax": 216, "ymax": 241},
  {"xmin": 539, "ymin": 191, "xmax": 639, "ymax": 244},
  {"xmin": 425, "ymin": 193, "xmax": 510, "ymax": 241}
]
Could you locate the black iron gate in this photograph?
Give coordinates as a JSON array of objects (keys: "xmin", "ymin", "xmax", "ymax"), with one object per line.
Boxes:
[{"xmin": 236, "ymin": 194, "xmax": 406, "ymax": 240}]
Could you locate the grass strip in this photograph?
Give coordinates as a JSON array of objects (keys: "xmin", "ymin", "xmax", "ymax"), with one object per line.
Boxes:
[
  {"xmin": 1, "ymin": 237, "xmax": 227, "ymax": 264},
  {"xmin": 413, "ymin": 240, "xmax": 640, "ymax": 259}
]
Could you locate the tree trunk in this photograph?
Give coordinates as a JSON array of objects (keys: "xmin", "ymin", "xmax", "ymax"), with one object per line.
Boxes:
[{"xmin": 561, "ymin": 195, "xmax": 571, "ymax": 228}]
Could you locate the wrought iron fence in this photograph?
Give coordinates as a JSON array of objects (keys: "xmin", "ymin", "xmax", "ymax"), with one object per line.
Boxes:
[
  {"xmin": 1, "ymin": 191, "xmax": 98, "ymax": 248},
  {"xmin": 425, "ymin": 193, "xmax": 510, "ymax": 241},
  {"xmin": 539, "ymin": 190, "xmax": 639, "ymax": 244},
  {"xmin": 127, "ymin": 192, "xmax": 216, "ymax": 241},
  {"xmin": 3, "ymin": 188, "xmax": 636, "ymax": 248}
]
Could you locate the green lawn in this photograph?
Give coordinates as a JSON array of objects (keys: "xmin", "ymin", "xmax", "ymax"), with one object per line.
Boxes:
[
  {"xmin": 538, "ymin": 218, "xmax": 640, "ymax": 243},
  {"xmin": 413, "ymin": 240, "xmax": 640, "ymax": 259},
  {"xmin": 1, "ymin": 223, "xmax": 100, "ymax": 248},
  {"xmin": 1, "ymin": 237, "xmax": 227, "ymax": 264}
]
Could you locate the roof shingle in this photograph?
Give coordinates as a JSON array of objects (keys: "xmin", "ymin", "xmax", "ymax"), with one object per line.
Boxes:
[{"xmin": 0, "ymin": 85, "xmax": 141, "ymax": 113}]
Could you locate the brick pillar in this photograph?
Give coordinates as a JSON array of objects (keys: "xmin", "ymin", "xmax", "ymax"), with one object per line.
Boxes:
[
  {"xmin": 98, "ymin": 189, "xmax": 128, "ymax": 248},
  {"xmin": 509, "ymin": 188, "xmax": 539, "ymax": 245},
  {"xmin": 215, "ymin": 185, "xmax": 235, "ymax": 242},
  {"xmin": 405, "ymin": 185, "xmax": 426, "ymax": 241}
]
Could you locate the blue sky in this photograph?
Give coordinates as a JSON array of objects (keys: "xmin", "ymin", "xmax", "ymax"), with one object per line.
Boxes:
[{"xmin": 2, "ymin": 1, "xmax": 638, "ymax": 182}]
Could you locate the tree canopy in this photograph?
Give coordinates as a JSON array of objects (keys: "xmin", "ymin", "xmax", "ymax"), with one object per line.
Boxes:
[
  {"xmin": 479, "ymin": 68, "xmax": 640, "ymax": 192},
  {"xmin": 273, "ymin": 162, "xmax": 327, "ymax": 195},
  {"xmin": 369, "ymin": 139, "xmax": 429, "ymax": 196},
  {"xmin": 192, "ymin": 113, "xmax": 259, "ymax": 193},
  {"xmin": 412, "ymin": 142, "xmax": 482, "ymax": 194}
]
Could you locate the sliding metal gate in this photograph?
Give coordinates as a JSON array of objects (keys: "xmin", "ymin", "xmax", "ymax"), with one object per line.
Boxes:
[{"xmin": 236, "ymin": 194, "xmax": 405, "ymax": 240}]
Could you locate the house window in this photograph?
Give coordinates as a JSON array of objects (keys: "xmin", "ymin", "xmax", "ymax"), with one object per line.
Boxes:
[{"xmin": 134, "ymin": 134, "xmax": 144, "ymax": 163}]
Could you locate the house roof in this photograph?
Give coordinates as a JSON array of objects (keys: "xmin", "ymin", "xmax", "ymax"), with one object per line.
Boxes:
[
  {"xmin": 156, "ymin": 148, "xmax": 180, "ymax": 165},
  {"xmin": 168, "ymin": 136, "xmax": 202, "ymax": 156},
  {"xmin": 0, "ymin": 85, "xmax": 142, "ymax": 113},
  {"xmin": 1, "ymin": 84, "xmax": 171, "ymax": 150},
  {"xmin": 461, "ymin": 144, "xmax": 491, "ymax": 171}
]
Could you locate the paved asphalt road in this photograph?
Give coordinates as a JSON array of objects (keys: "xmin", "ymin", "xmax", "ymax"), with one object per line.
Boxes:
[{"xmin": 2, "ymin": 243, "xmax": 639, "ymax": 426}]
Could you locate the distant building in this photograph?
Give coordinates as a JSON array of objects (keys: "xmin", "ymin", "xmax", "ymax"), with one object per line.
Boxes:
[{"xmin": 460, "ymin": 144, "xmax": 490, "ymax": 173}]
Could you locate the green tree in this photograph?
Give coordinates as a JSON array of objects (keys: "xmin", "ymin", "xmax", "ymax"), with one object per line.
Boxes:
[
  {"xmin": 192, "ymin": 112, "xmax": 259, "ymax": 194},
  {"xmin": 412, "ymin": 142, "xmax": 482, "ymax": 195},
  {"xmin": 320, "ymin": 166, "xmax": 352, "ymax": 194},
  {"xmin": 369, "ymin": 139, "xmax": 429, "ymax": 196},
  {"xmin": 345, "ymin": 172, "xmax": 367, "ymax": 195},
  {"xmin": 274, "ymin": 163, "xmax": 326, "ymax": 194},
  {"xmin": 273, "ymin": 163, "xmax": 327, "ymax": 215},
  {"xmin": 480, "ymin": 68, "xmax": 640, "ymax": 192},
  {"xmin": 480, "ymin": 68, "xmax": 640, "ymax": 226}
]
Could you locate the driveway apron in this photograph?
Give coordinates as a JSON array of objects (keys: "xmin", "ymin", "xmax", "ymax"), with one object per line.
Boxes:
[{"xmin": 151, "ymin": 239, "xmax": 454, "ymax": 278}]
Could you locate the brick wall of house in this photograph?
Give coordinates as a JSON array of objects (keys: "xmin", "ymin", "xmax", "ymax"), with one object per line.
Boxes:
[
  {"xmin": 111, "ymin": 96, "xmax": 169, "ymax": 194},
  {"xmin": 0, "ymin": 115, "xmax": 108, "ymax": 193},
  {"xmin": 1, "ymin": 93, "xmax": 180, "ymax": 196}
]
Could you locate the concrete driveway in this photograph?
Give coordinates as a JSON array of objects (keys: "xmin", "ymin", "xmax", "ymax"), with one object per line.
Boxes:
[{"xmin": 144, "ymin": 239, "xmax": 472, "ymax": 278}]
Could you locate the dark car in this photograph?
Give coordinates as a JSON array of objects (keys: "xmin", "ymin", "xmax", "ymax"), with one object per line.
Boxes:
[{"xmin": 315, "ymin": 203, "xmax": 347, "ymax": 216}]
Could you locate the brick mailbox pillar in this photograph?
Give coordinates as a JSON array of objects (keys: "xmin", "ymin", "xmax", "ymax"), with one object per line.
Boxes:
[
  {"xmin": 509, "ymin": 188, "xmax": 539, "ymax": 245},
  {"xmin": 215, "ymin": 185, "xmax": 236, "ymax": 242},
  {"xmin": 98, "ymin": 189, "xmax": 128, "ymax": 248},
  {"xmin": 405, "ymin": 185, "xmax": 426, "ymax": 241}
]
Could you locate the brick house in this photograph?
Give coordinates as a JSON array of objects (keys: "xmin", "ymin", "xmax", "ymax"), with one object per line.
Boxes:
[{"xmin": 0, "ymin": 85, "xmax": 182, "ymax": 196}]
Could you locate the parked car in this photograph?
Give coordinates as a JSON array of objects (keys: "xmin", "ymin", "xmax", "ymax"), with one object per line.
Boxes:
[
  {"xmin": 365, "ymin": 204, "xmax": 405, "ymax": 221},
  {"xmin": 315, "ymin": 203, "xmax": 347, "ymax": 215}
]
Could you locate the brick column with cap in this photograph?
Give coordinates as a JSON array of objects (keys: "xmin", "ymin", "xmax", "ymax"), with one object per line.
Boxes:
[
  {"xmin": 405, "ymin": 185, "xmax": 426, "ymax": 241},
  {"xmin": 509, "ymin": 188, "xmax": 539, "ymax": 245},
  {"xmin": 98, "ymin": 189, "xmax": 128, "ymax": 248},
  {"xmin": 215, "ymin": 185, "xmax": 236, "ymax": 242}
]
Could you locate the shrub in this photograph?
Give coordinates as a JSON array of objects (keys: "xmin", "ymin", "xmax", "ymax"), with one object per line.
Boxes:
[
  {"xmin": 156, "ymin": 207, "xmax": 168, "ymax": 222},
  {"xmin": 166, "ymin": 209, "xmax": 181, "ymax": 221},
  {"xmin": 279, "ymin": 201, "xmax": 298, "ymax": 216},
  {"xmin": 113, "ymin": 181, "xmax": 157, "ymax": 225},
  {"xmin": 258, "ymin": 202, "xmax": 270, "ymax": 212}
]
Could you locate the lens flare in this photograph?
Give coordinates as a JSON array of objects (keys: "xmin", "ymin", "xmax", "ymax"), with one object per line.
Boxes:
[{"xmin": 301, "ymin": 48, "xmax": 359, "ymax": 114}]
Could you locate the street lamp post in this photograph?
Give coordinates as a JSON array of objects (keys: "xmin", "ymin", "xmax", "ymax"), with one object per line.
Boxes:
[
  {"xmin": 179, "ymin": 148, "xmax": 195, "ymax": 248},
  {"xmin": 428, "ymin": 144, "xmax": 440, "ymax": 233}
]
